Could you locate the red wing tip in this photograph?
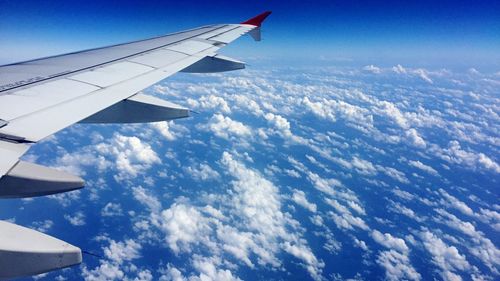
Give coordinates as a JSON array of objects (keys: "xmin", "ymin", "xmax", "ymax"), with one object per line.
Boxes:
[{"xmin": 241, "ymin": 11, "xmax": 272, "ymax": 27}]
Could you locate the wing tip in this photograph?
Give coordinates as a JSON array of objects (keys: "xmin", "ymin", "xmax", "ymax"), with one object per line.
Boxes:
[{"xmin": 241, "ymin": 11, "xmax": 272, "ymax": 27}]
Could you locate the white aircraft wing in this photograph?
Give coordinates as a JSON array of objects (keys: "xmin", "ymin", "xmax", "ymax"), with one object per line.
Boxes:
[{"xmin": 0, "ymin": 11, "xmax": 271, "ymax": 280}]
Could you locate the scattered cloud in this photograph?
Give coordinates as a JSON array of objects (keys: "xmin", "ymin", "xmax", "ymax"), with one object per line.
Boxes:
[
  {"xmin": 200, "ymin": 114, "xmax": 252, "ymax": 140},
  {"xmin": 371, "ymin": 230, "xmax": 421, "ymax": 281},
  {"xmin": 408, "ymin": 160, "xmax": 439, "ymax": 176},
  {"xmin": 151, "ymin": 121, "xmax": 178, "ymax": 141},
  {"xmin": 64, "ymin": 211, "xmax": 86, "ymax": 226},
  {"xmin": 362, "ymin": 64, "xmax": 381, "ymax": 74},
  {"xmin": 291, "ymin": 189, "xmax": 317, "ymax": 212},
  {"xmin": 419, "ymin": 231, "xmax": 471, "ymax": 281},
  {"xmin": 101, "ymin": 202, "xmax": 124, "ymax": 217},
  {"xmin": 15, "ymin": 65, "xmax": 500, "ymax": 281},
  {"xmin": 184, "ymin": 163, "xmax": 220, "ymax": 181},
  {"xmin": 31, "ymin": 220, "xmax": 54, "ymax": 233},
  {"xmin": 187, "ymin": 95, "xmax": 231, "ymax": 114}
]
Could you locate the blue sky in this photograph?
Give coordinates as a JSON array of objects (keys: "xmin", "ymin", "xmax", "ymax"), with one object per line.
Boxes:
[{"xmin": 1, "ymin": 0, "xmax": 499, "ymax": 67}]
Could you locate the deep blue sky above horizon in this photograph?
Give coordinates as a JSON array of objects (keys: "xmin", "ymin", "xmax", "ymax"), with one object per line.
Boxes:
[{"xmin": 1, "ymin": 0, "xmax": 499, "ymax": 68}]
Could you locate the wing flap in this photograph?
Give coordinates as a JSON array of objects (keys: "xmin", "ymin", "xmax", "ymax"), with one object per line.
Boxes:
[
  {"xmin": 69, "ymin": 61, "xmax": 154, "ymax": 88},
  {"xmin": 127, "ymin": 49, "xmax": 187, "ymax": 68},
  {"xmin": 0, "ymin": 79, "xmax": 99, "ymax": 121},
  {"xmin": 166, "ymin": 40, "xmax": 215, "ymax": 55}
]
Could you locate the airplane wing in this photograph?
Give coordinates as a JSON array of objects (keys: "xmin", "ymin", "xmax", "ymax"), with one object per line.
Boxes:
[{"xmin": 0, "ymin": 11, "xmax": 271, "ymax": 280}]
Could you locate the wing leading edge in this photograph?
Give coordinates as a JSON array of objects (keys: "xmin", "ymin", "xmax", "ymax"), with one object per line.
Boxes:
[{"xmin": 0, "ymin": 11, "xmax": 271, "ymax": 279}]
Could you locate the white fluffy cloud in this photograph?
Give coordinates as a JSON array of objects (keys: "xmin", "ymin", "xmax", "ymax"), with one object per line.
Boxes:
[
  {"xmin": 372, "ymin": 230, "xmax": 409, "ymax": 253},
  {"xmin": 352, "ymin": 156, "xmax": 378, "ymax": 175},
  {"xmin": 156, "ymin": 203, "xmax": 212, "ymax": 254},
  {"xmin": 101, "ymin": 202, "xmax": 123, "ymax": 217},
  {"xmin": 187, "ymin": 95, "xmax": 231, "ymax": 114},
  {"xmin": 95, "ymin": 134, "xmax": 161, "ymax": 181},
  {"xmin": 291, "ymin": 189, "xmax": 317, "ymax": 212},
  {"xmin": 132, "ymin": 186, "xmax": 161, "ymax": 213},
  {"xmin": 31, "ymin": 220, "xmax": 54, "ymax": 233},
  {"xmin": 220, "ymin": 152, "xmax": 324, "ymax": 278},
  {"xmin": 160, "ymin": 257, "xmax": 241, "ymax": 281},
  {"xmin": 438, "ymin": 189, "xmax": 474, "ymax": 217},
  {"xmin": 433, "ymin": 207, "xmax": 500, "ymax": 273},
  {"xmin": 82, "ymin": 238, "xmax": 143, "ymax": 281},
  {"xmin": 376, "ymin": 250, "xmax": 421, "ymax": 281},
  {"xmin": 201, "ymin": 114, "xmax": 251, "ymax": 140},
  {"xmin": 419, "ymin": 231, "xmax": 470, "ymax": 281},
  {"xmin": 82, "ymin": 262, "xmax": 124, "ymax": 281},
  {"xmin": 408, "ymin": 160, "xmax": 439, "ymax": 176},
  {"xmin": 477, "ymin": 153, "xmax": 500, "ymax": 173},
  {"xmin": 264, "ymin": 112, "xmax": 291, "ymax": 136},
  {"xmin": 405, "ymin": 128, "xmax": 427, "ymax": 148},
  {"xmin": 326, "ymin": 198, "xmax": 369, "ymax": 231},
  {"xmin": 391, "ymin": 64, "xmax": 434, "ymax": 83},
  {"xmin": 151, "ymin": 121, "xmax": 178, "ymax": 141},
  {"xmin": 104, "ymin": 239, "xmax": 142, "ymax": 264},
  {"xmin": 376, "ymin": 101, "xmax": 409, "ymax": 129},
  {"xmin": 52, "ymin": 149, "xmax": 110, "ymax": 176},
  {"xmin": 64, "ymin": 211, "xmax": 86, "ymax": 226},
  {"xmin": 413, "ymin": 68, "xmax": 433, "ymax": 84},
  {"xmin": 435, "ymin": 140, "xmax": 500, "ymax": 173},
  {"xmin": 130, "ymin": 152, "xmax": 324, "ymax": 280},
  {"xmin": 392, "ymin": 64, "xmax": 407, "ymax": 74},
  {"xmin": 362, "ymin": 64, "xmax": 382, "ymax": 74},
  {"xmin": 231, "ymin": 94, "xmax": 263, "ymax": 116},
  {"xmin": 371, "ymin": 230, "xmax": 421, "ymax": 281},
  {"xmin": 184, "ymin": 163, "xmax": 220, "ymax": 181},
  {"xmin": 302, "ymin": 97, "xmax": 373, "ymax": 129}
]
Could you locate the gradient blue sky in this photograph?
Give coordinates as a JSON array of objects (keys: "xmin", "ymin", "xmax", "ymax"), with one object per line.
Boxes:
[{"xmin": 1, "ymin": 0, "xmax": 499, "ymax": 68}]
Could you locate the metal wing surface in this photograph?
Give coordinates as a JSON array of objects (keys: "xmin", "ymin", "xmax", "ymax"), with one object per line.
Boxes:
[{"xmin": 0, "ymin": 11, "xmax": 271, "ymax": 280}]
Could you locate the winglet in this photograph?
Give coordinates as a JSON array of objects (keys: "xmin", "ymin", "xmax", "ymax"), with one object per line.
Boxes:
[{"xmin": 241, "ymin": 11, "xmax": 272, "ymax": 27}]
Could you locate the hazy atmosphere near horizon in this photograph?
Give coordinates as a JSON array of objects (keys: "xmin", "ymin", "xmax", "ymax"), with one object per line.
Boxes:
[{"xmin": 1, "ymin": 1, "xmax": 499, "ymax": 280}]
